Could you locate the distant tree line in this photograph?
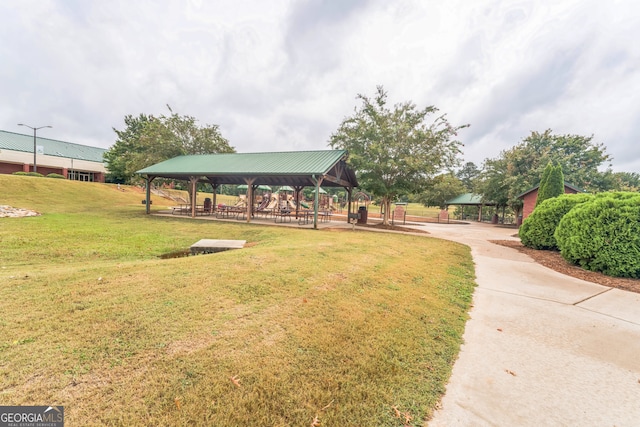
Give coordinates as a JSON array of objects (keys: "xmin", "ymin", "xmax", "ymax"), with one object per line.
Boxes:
[{"xmin": 104, "ymin": 94, "xmax": 638, "ymax": 215}]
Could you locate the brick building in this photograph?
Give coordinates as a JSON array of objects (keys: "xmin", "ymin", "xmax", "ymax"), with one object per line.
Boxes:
[
  {"xmin": 517, "ymin": 183, "xmax": 584, "ymax": 221},
  {"xmin": 0, "ymin": 130, "xmax": 107, "ymax": 182}
]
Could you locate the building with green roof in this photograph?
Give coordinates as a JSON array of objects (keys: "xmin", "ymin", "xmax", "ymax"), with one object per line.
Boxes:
[
  {"xmin": 0, "ymin": 129, "xmax": 107, "ymax": 182},
  {"xmin": 137, "ymin": 149, "xmax": 359, "ymax": 228}
]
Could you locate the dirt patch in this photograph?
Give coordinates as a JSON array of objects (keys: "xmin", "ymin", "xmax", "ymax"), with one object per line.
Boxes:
[{"xmin": 492, "ymin": 240, "xmax": 640, "ymax": 295}]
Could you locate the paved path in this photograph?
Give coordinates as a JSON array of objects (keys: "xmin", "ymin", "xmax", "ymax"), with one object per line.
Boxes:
[{"xmin": 414, "ymin": 222, "xmax": 640, "ymax": 427}]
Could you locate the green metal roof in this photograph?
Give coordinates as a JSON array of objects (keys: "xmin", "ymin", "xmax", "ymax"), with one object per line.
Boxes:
[
  {"xmin": 137, "ymin": 150, "xmax": 358, "ymax": 188},
  {"xmin": 0, "ymin": 130, "xmax": 106, "ymax": 163},
  {"xmin": 446, "ymin": 193, "xmax": 494, "ymax": 205}
]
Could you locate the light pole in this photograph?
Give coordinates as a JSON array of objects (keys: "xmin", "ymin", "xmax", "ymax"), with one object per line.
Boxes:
[{"xmin": 17, "ymin": 123, "xmax": 52, "ymax": 173}]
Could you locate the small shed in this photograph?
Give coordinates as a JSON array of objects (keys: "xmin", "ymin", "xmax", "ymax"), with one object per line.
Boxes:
[{"xmin": 517, "ymin": 183, "xmax": 585, "ymax": 221}]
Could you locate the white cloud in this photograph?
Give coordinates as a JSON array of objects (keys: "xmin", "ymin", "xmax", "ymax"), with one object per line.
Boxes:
[{"xmin": 1, "ymin": 0, "xmax": 639, "ymax": 171}]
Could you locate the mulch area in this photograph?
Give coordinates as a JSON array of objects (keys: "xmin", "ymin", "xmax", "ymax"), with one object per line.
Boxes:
[{"xmin": 491, "ymin": 240, "xmax": 640, "ymax": 295}]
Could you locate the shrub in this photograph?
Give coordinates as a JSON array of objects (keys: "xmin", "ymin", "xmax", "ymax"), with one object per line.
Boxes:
[
  {"xmin": 520, "ymin": 193, "xmax": 592, "ymax": 250},
  {"xmin": 555, "ymin": 193, "xmax": 640, "ymax": 278},
  {"xmin": 47, "ymin": 173, "xmax": 66, "ymax": 179},
  {"xmin": 12, "ymin": 171, "xmax": 44, "ymax": 177}
]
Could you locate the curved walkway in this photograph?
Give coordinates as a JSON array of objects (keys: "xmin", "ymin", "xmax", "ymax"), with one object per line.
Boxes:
[{"xmin": 411, "ymin": 222, "xmax": 640, "ymax": 426}]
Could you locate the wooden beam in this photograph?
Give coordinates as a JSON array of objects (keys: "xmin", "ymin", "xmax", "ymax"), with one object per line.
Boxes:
[
  {"xmin": 322, "ymin": 174, "xmax": 353, "ymax": 188},
  {"xmin": 311, "ymin": 175, "xmax": 324, "ymax": 229},
  {"xmin": 145, "ymin": 176, "xmax": 152, "ymax": 214},
  {"xmin": 189, "ymin": 177, "xmax": 199, "ymax": 218},
  {"xmin": 244, "ymin": 177, "xmax": 256, "ymax": 223}
]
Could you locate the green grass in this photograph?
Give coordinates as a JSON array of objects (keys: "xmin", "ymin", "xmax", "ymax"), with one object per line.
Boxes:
[{"xmin": 0, "ymin": 175, "xmax": 475, "ymax": 426}]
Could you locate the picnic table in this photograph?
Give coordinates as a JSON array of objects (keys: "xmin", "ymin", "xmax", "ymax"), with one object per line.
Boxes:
[{"xmin": 274, "ymin": 209, "xmax": 292, "ymax": 223}]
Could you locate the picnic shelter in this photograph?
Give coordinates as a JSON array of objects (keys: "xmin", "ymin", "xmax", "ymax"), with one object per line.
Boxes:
[{"xmin": 136, "ymin": 150, "xmax": 359, "ymax": 229}]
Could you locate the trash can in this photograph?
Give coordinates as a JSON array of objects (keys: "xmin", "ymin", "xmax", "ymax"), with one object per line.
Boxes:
[
  {"xmin": 204, "ymin": 198, "xmax": 212, "ymax": 212},
  {"xmin": 357, "ymin": 206, "xmax": 368, "ymax": 224},
  {"xmin": 491, "ymin": 213, "xmax": 499, "ymax": 224}
]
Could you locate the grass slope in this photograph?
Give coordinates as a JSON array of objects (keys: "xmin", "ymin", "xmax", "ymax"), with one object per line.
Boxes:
[{"xmin": 0, "ymin": 175, "xmax": 475, "ymax": 426}]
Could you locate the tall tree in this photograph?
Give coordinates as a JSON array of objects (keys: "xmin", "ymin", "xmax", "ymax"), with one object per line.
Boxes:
[
  {"xmin": 329, "ymin": 86, "xmax": 467, "ymax": 225},
  {"xmin": 547, "ymin": 164, "xmax": 565, "ymax": 199},
  {"xmin": 104, "ymin": 106, "xmax": 234, "ymax": 184},
  {"xmin": 104, "ymin": 114, "xmax": 152, "ymax": 183},
  {"xmin": 535, "ymin": 163, "xmax": 554, "ymax": 207},
  {"xmin": 417, "ymin": 173, "xmax": 466, "ymax": 209},
  {"xmin": 537, "ymin": 163, "xmax": 564, "ymax": 206},
  {"xmin": 456, "ymin": 161, "xmax": 481, "ymax": 192},
  {"xmin": 477, "ymin": 130, "xmax": 613, "ymax": 215}
]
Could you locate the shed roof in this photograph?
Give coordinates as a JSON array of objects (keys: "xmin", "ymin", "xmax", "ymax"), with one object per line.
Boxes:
[
  {"xmin": 446, "ymin": 193, "xmax": 495, "ymax": 206},
  {"xmin": 516, "ymin": 182, "xmax": 585, "ymax": 199},
  {"xmin": 136, "ymin": 149, "xmax": 358, "ymax": 188},
  {"xmin": 0, "ymin": 130, "xmax": 106, "ymax": 162}
]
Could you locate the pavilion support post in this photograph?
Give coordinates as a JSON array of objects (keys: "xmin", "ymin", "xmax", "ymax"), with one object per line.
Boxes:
[
  {"xmin": 346, "ymin": 187, "xmax": 352, "ymax": 223},
  {"xmin": 311, "ymin": 175, "xmax": 324, "ymax": 229},
  {"xmin": 294, "ymin": 186, "xmax": 304, "ymax": 218},
  {"xmin": 478, "ymin": 205, "xmax": 483, "ymax": 222},
  {"xmin": 212, "ymin": 184, "xmax": 218, "ymax": 213},
  {"xmin": 244, "ymin": 177, "xmax": 256, "ymax": 223},
  {"xmin": 145, "ymin": 177, "xmax": 152, "ymax": 214},
  {"xmin": 189, "ymin": 177, "xmax": 198, "ymax": 218}
]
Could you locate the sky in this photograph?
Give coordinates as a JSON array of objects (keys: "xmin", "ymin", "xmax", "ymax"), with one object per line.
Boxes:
[{"xmin": 2, "ymin": 0, "xmax": 639, "ymax": 172}]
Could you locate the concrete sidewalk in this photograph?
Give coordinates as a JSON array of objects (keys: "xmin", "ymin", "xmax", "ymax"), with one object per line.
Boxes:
[{"xmin": 417, "ymin": 222, "xmax": 640, "ymax": 427}]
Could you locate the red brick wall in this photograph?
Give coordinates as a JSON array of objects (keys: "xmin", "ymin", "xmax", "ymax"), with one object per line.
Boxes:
[
  {"xmin": 0, "ymin": 163, "xmax": 23, "ymax": 174},
  {"xmin": 522, "ymin": 191, "xmax": 538, "ymax": 219},
  {"xmin": 522, "ymin": 186, "xmax": 581, "ymax": 220}
]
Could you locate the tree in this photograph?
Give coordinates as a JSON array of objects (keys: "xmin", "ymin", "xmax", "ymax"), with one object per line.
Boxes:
[
  {"xmin": 329, "ymin": 86, "xmax": 467, "ymax": 225},
  {"xmin": 104, "ymin": 114, "xmax": 152, "ymax": 183},
  {"xmin": 456, "ymin": 161, "xmax": 481, "ymax": 192},
  {"xmin": 417, "ymin": 173, "xmax": 466, "ymax": 209},
  {"xmin": 477, "ymin": 130, "xmax": 612, "ymax": 215},
  {"xmin": 610, "ymin": 171, "xmax": 640, "ymax": 191},
  {"xmin": 104, "ymin": 106, "xmax": 235, "ymax": 184},
  {"xmin": 547, "ymin": 164, "xmax": 565, "ymax": 199},
  {"xmin": 475, "ymin": 156, "xmax": 515, "ymax": 210},
  {"xmin": 535, "ymin": 163, "xmax": 554, "ymax": 207}
]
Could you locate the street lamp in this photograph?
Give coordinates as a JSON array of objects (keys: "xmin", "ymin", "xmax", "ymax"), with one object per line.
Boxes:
[{"xmin": 17, "ymin": 123, "xmax": 52, "ymax": 173}]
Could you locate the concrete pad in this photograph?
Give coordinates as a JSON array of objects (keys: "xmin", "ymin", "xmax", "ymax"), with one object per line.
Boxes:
[
  {"xmin": 190, "ymin": 239, "xmax": 246, "ymax": 255},
  {"xmin": 420, "ymin": 221, "xmax": 640, "ymax": 427},
  {"xmin": 430, "ymin": 288, "xmax": 640, "ymax": 426},
  {"xmin": 474, "ymin": 253, "xmax": 610, "ymax": 305},
  {"xmin": 577, "ymin": 288, "xmax": 640, "ymax": 325}
]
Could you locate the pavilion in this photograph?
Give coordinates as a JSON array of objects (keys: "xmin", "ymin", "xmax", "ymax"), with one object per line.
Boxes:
[
  {"xmin": 445, "ymin": 193, "xmax": 496, "ymax": 221},
  {"xmin": 136, "ymin": 150, "xmax": 358, "ymax": 229}
]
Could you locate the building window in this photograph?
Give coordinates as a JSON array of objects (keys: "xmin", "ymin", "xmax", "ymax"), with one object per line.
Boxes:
[{"xmin": 68, "ymin": 170, "xmax": 95, "ymax": 182}]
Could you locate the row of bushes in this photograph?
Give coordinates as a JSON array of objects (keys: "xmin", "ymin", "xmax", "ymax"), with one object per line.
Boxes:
[
  {"xmin": 12, "ymin": 171, "xmax": 66, "ymax": 179},
  {"xmin": 520, "ymin": 192, "xmax": 640, "ymax": 278}
]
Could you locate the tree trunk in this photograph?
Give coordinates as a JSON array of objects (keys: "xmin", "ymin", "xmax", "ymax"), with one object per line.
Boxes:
[{"xmin": 381, "ymin": 196, "xmax": 391, "ymax": 225}]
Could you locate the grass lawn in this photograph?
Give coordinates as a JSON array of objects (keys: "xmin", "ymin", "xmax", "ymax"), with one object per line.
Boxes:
[{"xmin": 0, "ymin": 175, "xmax": 475, "ymax": 426}]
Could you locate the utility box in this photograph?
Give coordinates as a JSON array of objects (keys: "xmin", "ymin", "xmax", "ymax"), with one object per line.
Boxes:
[{"xmin": 357, "ymin": 206, "xmax": 368, "ymax": 224}]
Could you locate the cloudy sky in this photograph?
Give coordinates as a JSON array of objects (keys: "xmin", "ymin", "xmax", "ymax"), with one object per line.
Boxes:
[{"xmin": 2, "ymin": 0, "xmax": 639, "ymax": 171}]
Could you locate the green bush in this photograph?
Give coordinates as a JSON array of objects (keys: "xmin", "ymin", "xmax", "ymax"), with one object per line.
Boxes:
[
  {"xmin": 12, "ymin": 171, "xmax": 44, "ymax": 177},
  {"xmin": 555, "ymin": 193, "xmax": 640, "ymax": 278},
  {"xmin": 520, "ymin": 193, "xmax": 592, "ymax": 250},
  {"xmin": 46, "ymin": 173, "xmax": 66, "ymax": 179}
]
